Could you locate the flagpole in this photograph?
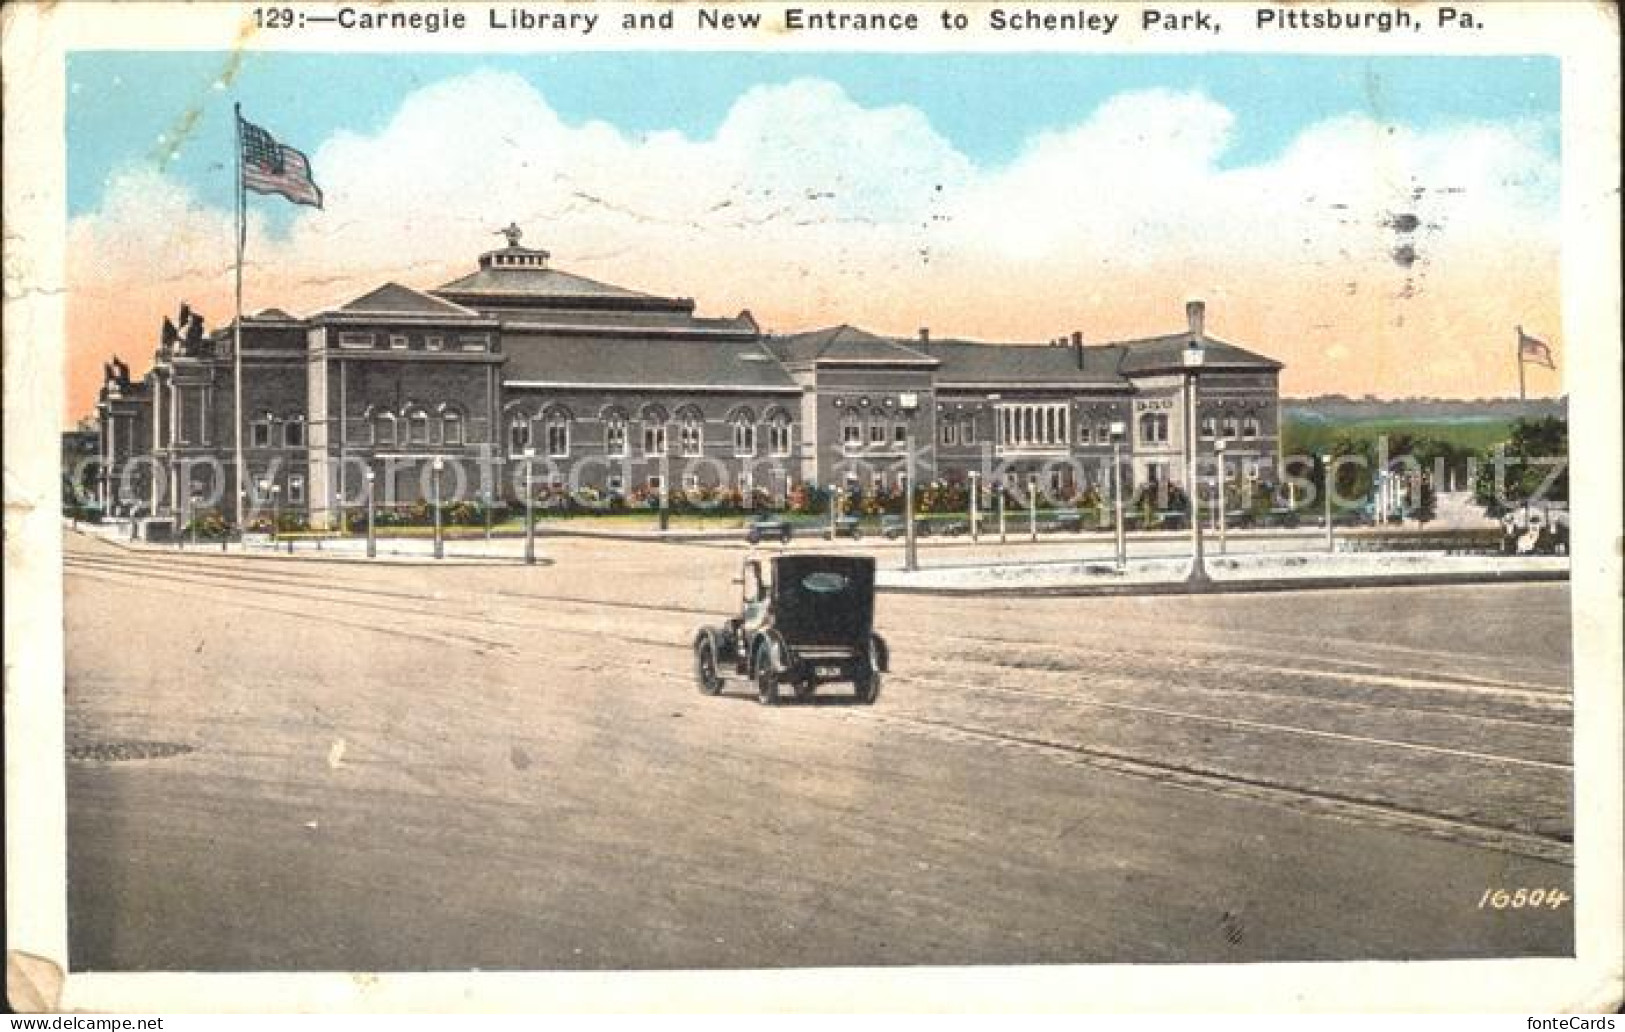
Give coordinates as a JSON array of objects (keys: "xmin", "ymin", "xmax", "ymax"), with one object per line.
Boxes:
[
  {"xmin": 233, "ymin": 103, "xmax": 247, "ymax": 535},
  {"xmin": 1516, "ymin": 327, "xmax": 1526, "ymax": 402}
]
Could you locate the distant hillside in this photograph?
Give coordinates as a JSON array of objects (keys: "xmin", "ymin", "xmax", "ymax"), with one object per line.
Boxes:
[{"xmin": 1283, "ymin": 397, "xmax": 1567, "ymax": 424}]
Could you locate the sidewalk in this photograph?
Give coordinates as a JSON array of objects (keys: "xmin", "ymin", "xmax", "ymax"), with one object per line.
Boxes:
[{"xmin": 877, "ymin": 550, "xmax": 1570, "ymax": 596}]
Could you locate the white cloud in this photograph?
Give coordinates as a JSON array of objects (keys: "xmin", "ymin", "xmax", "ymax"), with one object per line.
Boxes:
[{"xmin": 68, "ymin": 70, "xmax": 1563, "ymax": 406}]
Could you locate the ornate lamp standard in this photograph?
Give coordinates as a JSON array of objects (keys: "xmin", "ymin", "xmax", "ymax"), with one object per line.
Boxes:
[
  {"xmin": 968, "ymin": 470, "xmax": 980, "ymax": 544},
  {"xmin": 1110, "ymin": 420, "xmax": 1127, "ymax": 570},
  {"xmin": 1182, "ymin": 305, "xmax": 1210, "ymax": 586},
  {"xmin": 364, "ymin": 467, "xmax": 377, "ymax": 559},
  {"xmin": 1214, "ymin": 437, "xmax": 1228, "ymax": 556},
  {"xmin": 1321, "ymin": 452, "xmax": 1335, "ymax": 553},
  {"xmin": 431, "ymin": 456, "xmax": 445, "ymax": 561},
  {"xmin": 523, "ymin": 446, "xmax": 537, "ymax": 566},
  {"xmin": 900, "ymin": 394, "xmax": 919, "ymax": 572}
]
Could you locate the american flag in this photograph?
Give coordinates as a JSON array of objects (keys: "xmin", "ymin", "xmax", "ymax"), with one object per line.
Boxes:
[
  {"xmin": 1518, "ymin": 327, "xmax": 1556, "ymax": 369},
  {"xmin": 239, "ymin": 114, "xmax": 322, "ymax": 208}
]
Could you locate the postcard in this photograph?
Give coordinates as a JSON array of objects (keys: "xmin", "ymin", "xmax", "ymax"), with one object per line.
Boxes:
[{"xmin": 4, "ymin": 0, "xmax": 1620, "ymax": 1014}]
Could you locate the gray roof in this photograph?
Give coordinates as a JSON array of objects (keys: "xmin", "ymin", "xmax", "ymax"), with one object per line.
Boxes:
[
  {"xmin": 917, "ymin": 332, "xmax": 1281, "ymax": 385},
  {"xmin": 434, "ymin": 249, "xmax": 695, "ymax": 314},
  {"xmin": 915, "ymin": 339, "xmax": 1124, "ymax": 385},
  {"xmin": 767, "ymin": 325, "xmax": 938, "ymax": 367},
  {"xmin": 332, "ymin": 282, "xmax": 485, "ymax": 319},
  {"xmin": 1114, "ymin": 332, "xmax": 1283, "ymax": 373},
  {"xmin": 503, "ymin": 334, "xmax": 797, "ymax": 391}
]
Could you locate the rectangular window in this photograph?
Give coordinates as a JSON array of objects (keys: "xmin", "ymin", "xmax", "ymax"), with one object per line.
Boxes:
[
  {"xmin": 443, "ymin": 415, "xmax": 463, "ymax": 446},
  {"xmin": 409, "ymin": 415, "xmax": 430, "ymax": 445},
  {"xmin": 941, "ymin": 421, "xmax": 957, "ymax": 446},
  {"xmin": 647, "ymin": 475, "xmax": 664, "ymax": 491},
  {"xmin": 426, "ymin": 335, "xmax": 444, "ymax": 352},
  {"xmin": 682, "ymin": 473, "xmax": 700, "ymax": 491},
  {"xmin": 606, "ymin": 475, "xmax": 624, "ymax": 493},
  {"xmin": 389, "ymin": 334, "xmax": 409, "ymax": 350},
  {"xmin": 1078, "ymin": 423, "xmax": 1092, "ymax": 445},
  {"xmin": 547, "ymin": 422, "xmax": 570, "ymax": 457},
  {"xmin": 251, "ymin": 421, "xmax": 272, "ymax": 448},
  {"xmin": 644, "ymin": 426, "xmax": 667, "ymax": 456},
  {"xmin": 1201, "ymin": 417, "xmax": 1217, "ymax": 439},
  {"xmin": 769, "ymin": 423, "xmax": 791, "ymax": 456},
  {"xmin": 869, "ymin": 422, "xmax": 886, "ymax": 446},
  {"xmin": 1223, "ymin": 417, "xmax": 1239, "ymax": 439},
  {"xmin": 962, "ymin": 417, "xmax": 976, "ymax": 446},
  {"xmin": 284, "ymin": 421, "xmax": 305, "ymax": 448},
  {"xmin": 680, "ymin": 422, "xmax": 703, "ymax": 457},
  {"xmin": 893, "ymin": 424, "xmax": 908, "ymax": 446},
  {"xmin": 376, "ymin": 417, "xmax": 396, "ymax": 446},
  {"xmin": 606, "ymin": 423, "xmax": 627, "ymax": 457},
  {"xmin": 1242, "ymin": 417, "xmax": 1260, "ymax": 439},
  {"xmin": 733, "ymin": 423, "xmax": 756, "ymax": 457},
  {"xmin": 338, "ymin": 332, "xmax": 373, "ymax": 349},
  {"xmin": 288, "ymin": 475, "xmax": 305, "ymax": 504},
  {"xmin": 1097, "ymin": 422, "xmax": 1111, "ymax": 444},
  {"xmin": 459, "ymin": 334, "xmax": 488, "ymax": 352},
  {"xmin": 842, "ymin": 422, "xmax": 862, "ymax": 449}
]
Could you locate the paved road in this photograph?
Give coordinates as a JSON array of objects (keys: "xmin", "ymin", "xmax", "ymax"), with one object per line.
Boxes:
[{"xmin": 61, "ymin": 531, "xmax": 1574, "ymax": 970}]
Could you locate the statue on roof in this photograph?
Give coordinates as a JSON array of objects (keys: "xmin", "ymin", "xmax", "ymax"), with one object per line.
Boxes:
[{"xmin": 497, "ymin": 222, "xmax": 523, "ymax": 248}]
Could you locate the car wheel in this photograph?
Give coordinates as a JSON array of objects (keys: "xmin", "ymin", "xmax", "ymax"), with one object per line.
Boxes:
[
  {"xmin": 854, "ymin": 663, "xmax": 881, "ymax": 705},
  {"xmin": 695, "ymin": 633, "xmax": 724, "ymax": 696},
  {"xmin": 755, "ymin": 642, "xmax": 780, "ymax": 706},
  {"xmin": 793, "ymin": 678, "xmax": 815, "ymax": 701}
]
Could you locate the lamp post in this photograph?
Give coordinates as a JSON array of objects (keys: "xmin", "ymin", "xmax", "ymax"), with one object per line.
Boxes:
[
  {"xmin": 364, "ymin": 468, "xmax": 377, "ymax": 559},
  {"xmin": 431, "ymin": 456, "xmax": 445, "ymax": 560},
  {"xmin": 828, "ymin": 481, "xmax": 839, "ymax": 539},
  {"xmin": 189, "ymin": 490, "xmax": 201, "ymax": 548},
  {"xmin": 1214, "ymin": 438, "xmax": 1228, "ymax": 556},
  {"xmin": 900, "ymin": 397, "xmax": 919, "ymax": 572},
  {"xmin": 1110, "ymin": 421, "xmax": 1127, "ymax": 570},
  {"xmin": 1321, "ymin": 452, "xmax": 1335, "ymax": 553},
  {"xmin": 968, "ymin": 470, "xmax": 980, "ymax": 543},
  {"xmin": 658, "ymin": 450, "xmax": 671, "ymax": 532},
  {"xmin": 523, "ymin": 447, "xmax": 537, "ymax": 566},
  {"xmin": 1027, "ymin": 474, "xmax": 1038, "ymax": 542},
  {"xmin": 1182, "ymin": 334, "xmax": 1209, "ymax": 586}
]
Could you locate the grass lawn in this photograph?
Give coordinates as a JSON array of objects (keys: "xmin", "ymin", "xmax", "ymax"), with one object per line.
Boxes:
[{"xmin": 1282, "ymin": 415, "xmax": 1519, "ymax": 457}]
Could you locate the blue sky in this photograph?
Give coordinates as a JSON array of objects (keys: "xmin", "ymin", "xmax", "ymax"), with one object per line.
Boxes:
[{"xmin": 67, "ymin": 51, "xmax": 1559, "ymax": 220}]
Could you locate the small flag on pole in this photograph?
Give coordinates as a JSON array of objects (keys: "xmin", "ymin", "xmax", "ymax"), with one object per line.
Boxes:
[
  {"xmin": 239, "ymin": 114, "xmax": 323, "ymax": 208},
  {"xmin": 1518, "ymin": 327, "xmax": 1556, "ymax": 369}
]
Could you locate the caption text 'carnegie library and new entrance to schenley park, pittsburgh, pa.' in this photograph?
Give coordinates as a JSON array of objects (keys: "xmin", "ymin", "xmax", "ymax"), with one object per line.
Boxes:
[{"xmin": 89, "ymin": 223, "xmax": 1285, "ymax": 531}]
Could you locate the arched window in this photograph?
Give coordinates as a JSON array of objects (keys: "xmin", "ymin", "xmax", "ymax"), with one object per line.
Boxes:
[
  {"xmin": 641, "ymin": 405, "xmax": 669, "ymax": 456},
  {"xmin": 282, "ymin": 414, "xmax": 306, "ymax": 448},
  {"xmin": 678, "ymin": 407, "xmax": 704, "ymax": 456},
  {"xmin": 766, "ymin": 410, "xmax": 792, "ymax": 456},
  {"xmin": 407, "ymin": 408, "xmax": 431, "ymax": 446},
  {"xmin": 376, "ymin": 412, "xmax": 398, "ymax": 447},
  {"xmin": 604, "ymin": 412, "xmax": 628, "ymax": 456},
  {"xmin": 1242, "ymin": 415, "xmax": 1260, "ymax": 439},
  {"xmin": 545, "ymin": 408, "xmax": 571, "ymax": 457},
  {"xmin": 442, "ymin": 408, "xmax": 464, "ymax": 446},
  {"xmin": 732, "ymin": 415, "xmax": 756, "ymax": 457},
  {"xmin": 507, "ymin": 414, "xmax": 531, "ymax": 455},
  {"xmin": 251, "ymin": 411, "xmax": 275, "ymax": 449}
]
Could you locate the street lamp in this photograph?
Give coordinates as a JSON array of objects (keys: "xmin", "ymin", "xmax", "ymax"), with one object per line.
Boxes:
[
  {"xmin": 1182, "ymin": 331, "xmax": 1209, "ymax": 586},
  {"xmin": 1321, "ymin": 452, "xmax": 1335, "ymax": 553},
  {"xmin": 1214, "ymin": 438, "xmax": 1228, "ymax": 556},
  {"xmin": 900, "ymin": 396, "xmax": 920, "ymax": 572},
  {"xmin": 523, "ymin": 447, "xmax": 537, "ymax": 566},
  {"xmin": 1027, "ymin": 474, "xmax": 1038, "ymax": 542},
  {"xmin": 997, "ymin": 481, "xmax": 1007, "ymax": 542},
  {"xmin": 658, "ymin": 449, "xmax": 671, "ymax": 532},
  {"xmin": 1110, "ymin": 421, "xmax": 1127, "ymax": 570},
  {"xmin": 968, "ymin": 470, "xmax": 980, "ymax": 544},
  {"xmin": 364, "ymin": 467, "xmax": 377, "ymax": 560},
  {"xmin": 431, "ymin": 456, "xmax": 445, "ymax": 560}
]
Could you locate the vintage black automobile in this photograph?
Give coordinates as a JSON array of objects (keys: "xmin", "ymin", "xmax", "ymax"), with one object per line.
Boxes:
[{"xmin": 694, "ymin": 554, "xmax": 888, "ymax": 705}]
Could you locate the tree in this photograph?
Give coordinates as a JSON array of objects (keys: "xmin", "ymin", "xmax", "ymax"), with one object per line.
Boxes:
[{"xmin": 1474, "ymin": 416, "xmax": 1568, "ymax": 516}]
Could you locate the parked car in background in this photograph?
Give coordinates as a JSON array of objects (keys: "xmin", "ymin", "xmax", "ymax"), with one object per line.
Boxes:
[{"xmin": 743, "ymin": 513, "xmax": 793, "ymax": 545}]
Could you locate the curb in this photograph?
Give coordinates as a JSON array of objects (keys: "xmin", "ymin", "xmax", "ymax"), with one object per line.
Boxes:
[
  {"xmin": 877, "ymin": 568, "xmax": 1570, "ymax": 598},
  {"xmin": 67, "ymin": 528, "xmax": 554, "ymax": 568}
]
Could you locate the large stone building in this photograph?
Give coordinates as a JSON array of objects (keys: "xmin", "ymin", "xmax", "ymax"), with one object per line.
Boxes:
[{"xmin": 92, "ymin": 227, "xmax": 1283, "ymax": 527}]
